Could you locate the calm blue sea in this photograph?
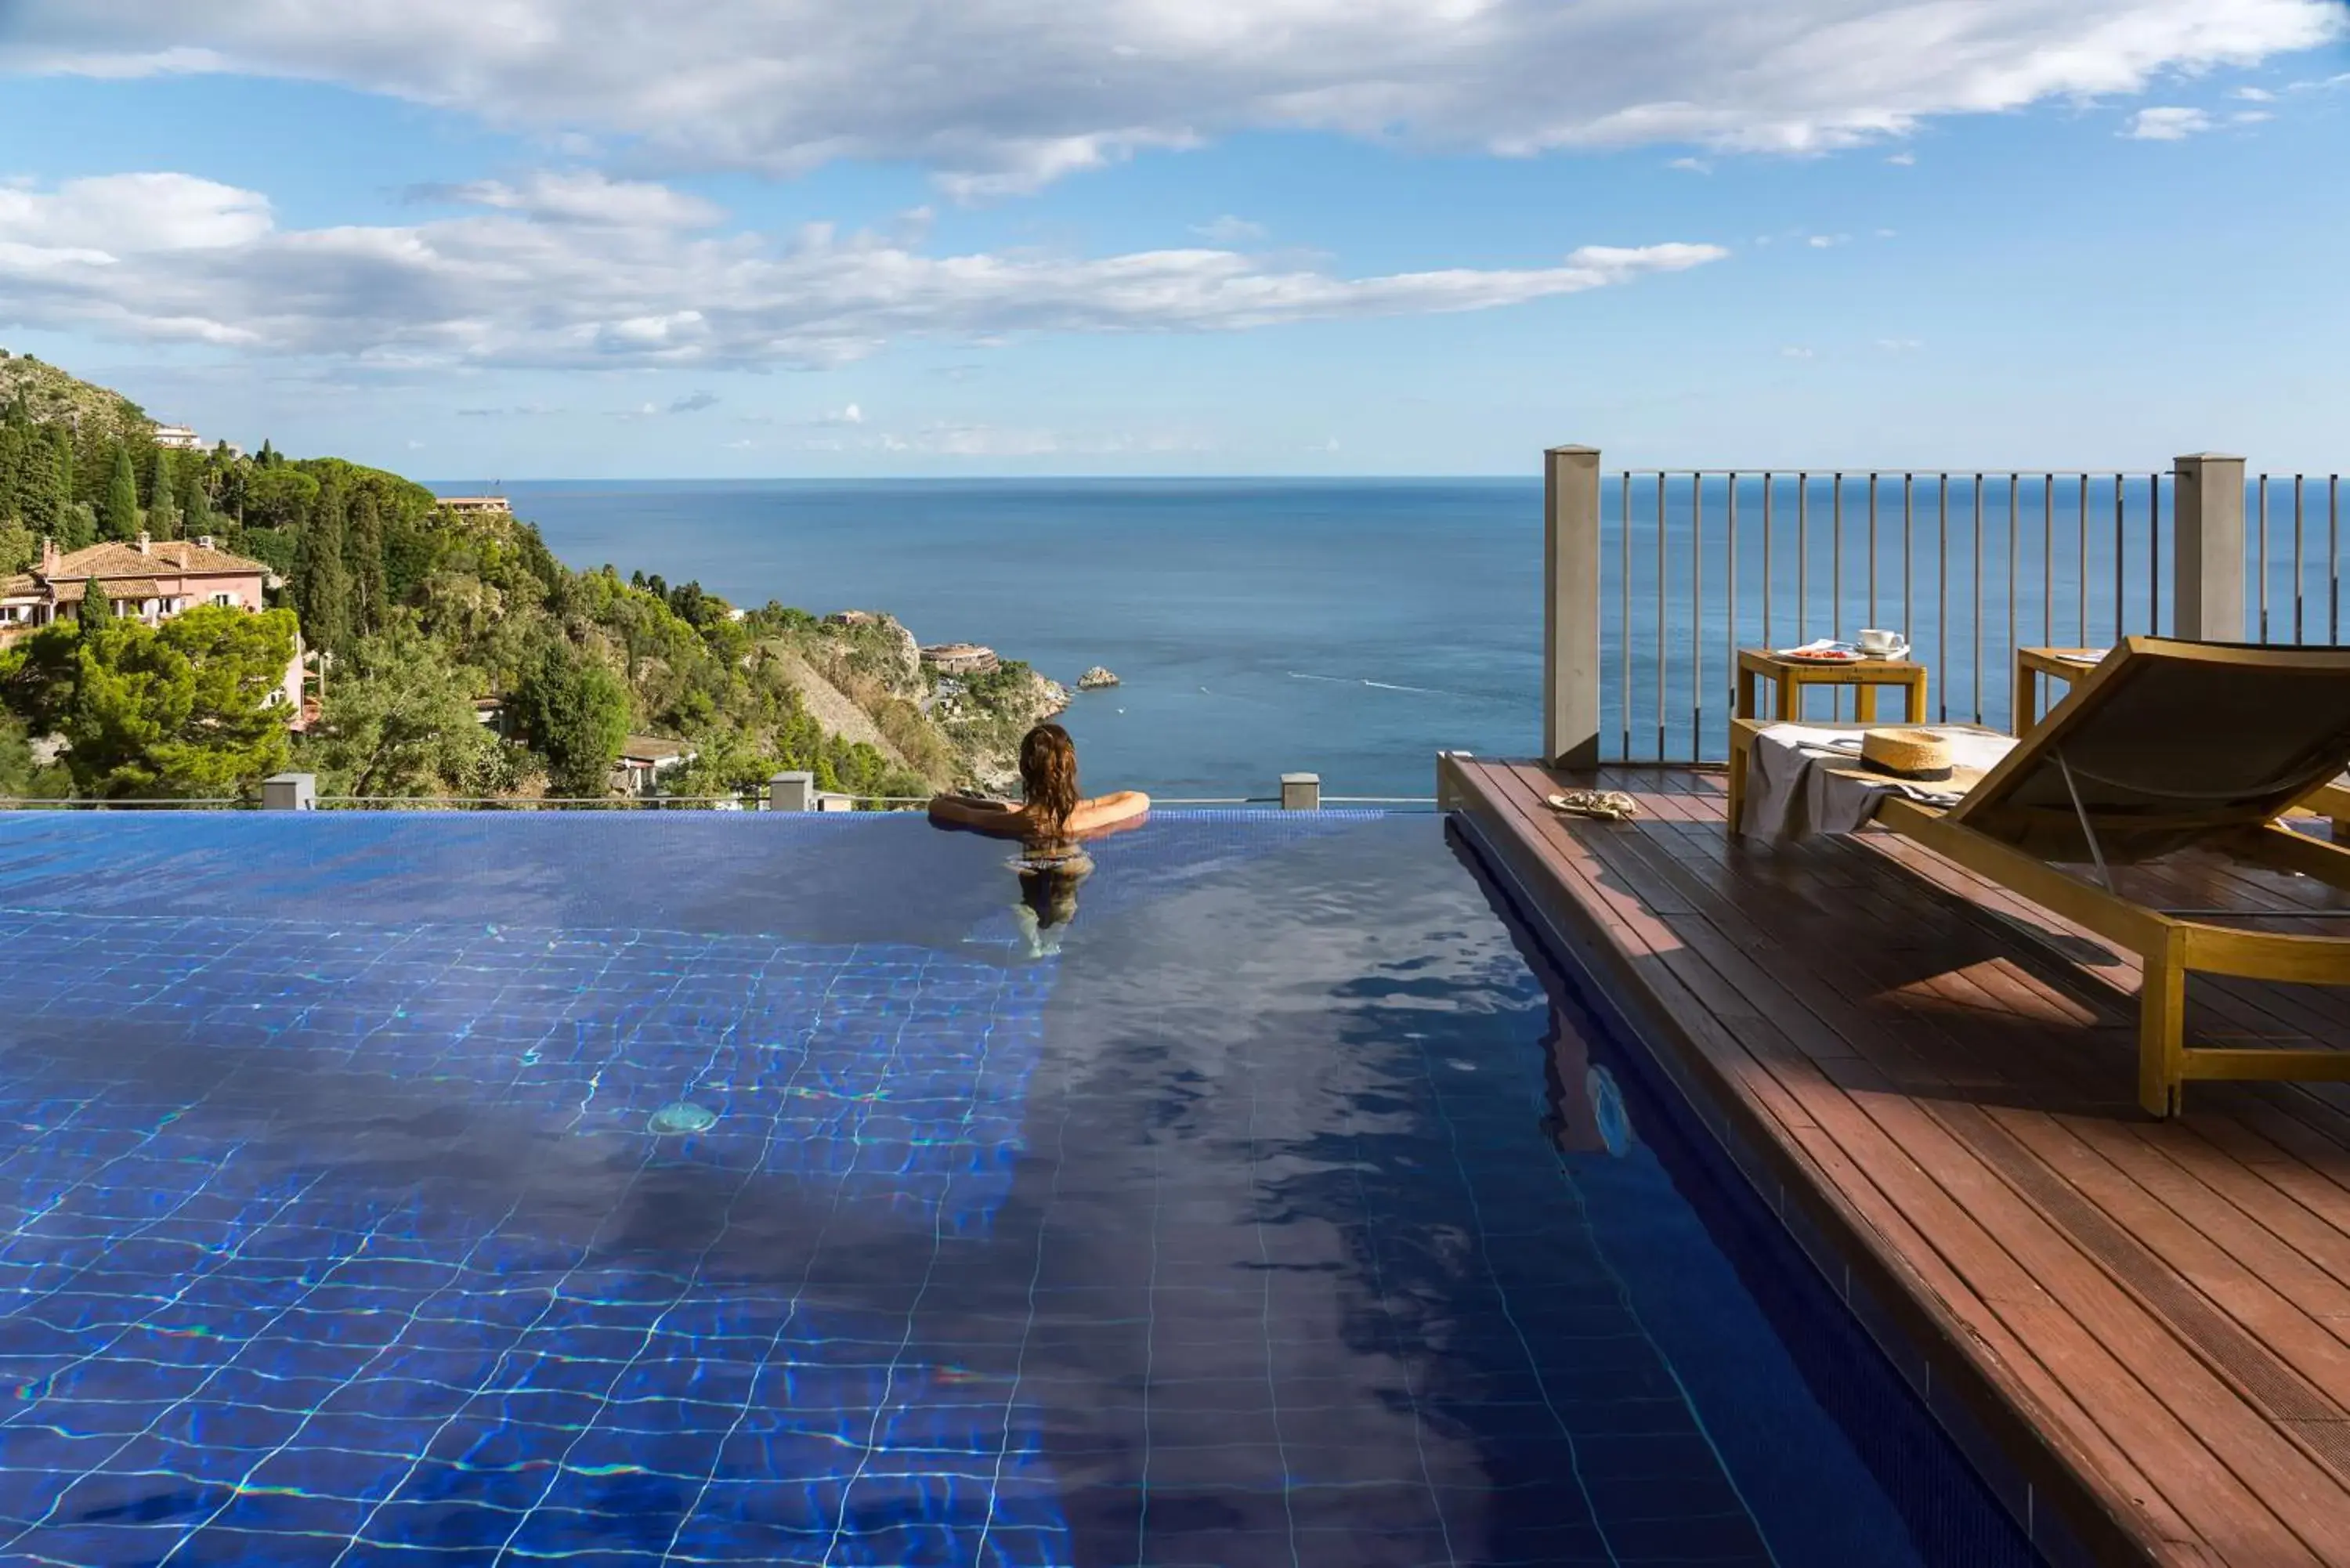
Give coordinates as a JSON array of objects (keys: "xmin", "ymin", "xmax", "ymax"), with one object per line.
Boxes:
[
  {"xmin": 483, "ymin": 475, "xmax": 2332, "ymax": 793},
  {"xmin": 494, "ymin": 480, "xmax": 1546, "ymax": 800}
]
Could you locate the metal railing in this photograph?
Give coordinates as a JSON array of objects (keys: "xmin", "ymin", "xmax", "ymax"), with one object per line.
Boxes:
[
  {"xmin": 1600, "ymin": 470, "xmax": 2171, "ymax": 761},
  {"xmin": 2252, "ymin": 473, "xmax": 2345, "ymax": 646}
]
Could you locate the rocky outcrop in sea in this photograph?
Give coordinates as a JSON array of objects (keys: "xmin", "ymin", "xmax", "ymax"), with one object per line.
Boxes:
[{"xmin": 1076, "ymin": 666, "xmax": 1120, "ymax": 690}]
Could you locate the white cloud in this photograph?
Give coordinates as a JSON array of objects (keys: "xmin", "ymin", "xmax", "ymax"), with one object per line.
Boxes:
[
  {"xmin": 830, "ymin": 403, "xmax": 865, "ymax": 425},
  {"xmin": 3, "ymin": 2, "xmax": 2339, "ymax": 191},
  {"xmin": 1806, "ymin": 233, "xmax": 1849, "ymax": 247},
  {"xmin": 0, "ymin": 171, "xmax": 1728, "ymax": 368},
  {"xmin": 1192, "ymin": 215, "xmax": 1266, "ymax": 243},
  {"xmin": 1874, "ymin": 227, "xmax": 1896, "ymax": 237},
  {"xmin": 2233, "ymin": 85, "xmax": 2278, "ymax": 100},
  {"xmin": 2233, "ymin": 108, "xmax": 2274, "ymax": 122},
  {"xmin": 419, "ymin": 169, "xmax": 723, "ymax": 229},
  {"xmin": 1875, "ymin": 337, "xmax": 1923, "ymax": 350},
  {"xmin": 1668, "ymin": 157, "xmax": 1712, "ymax": 173},
  {"xmin": 1885, "ymin": 150, "xmax": 1917, "ymax": 165},
  {"xmin": 1780, "ymin": 345, "xmax": 1815, "ymax": 359},
  {"xmin": 669, "ymin": 390, "xmax": 720, "ymax": 414},
  {"xmin": 2121, "ymin": 105, "xmax": 2214, "ymax": 139}
]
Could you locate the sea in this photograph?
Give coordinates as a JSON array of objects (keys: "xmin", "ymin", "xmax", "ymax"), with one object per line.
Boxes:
[
  {"xmin": 490, "ymin": 479, "xmax": 1544, "ymax": 800},
  {"xmin": 479, "ymin": 475, "xmax": 2313, "ymax": 797}
]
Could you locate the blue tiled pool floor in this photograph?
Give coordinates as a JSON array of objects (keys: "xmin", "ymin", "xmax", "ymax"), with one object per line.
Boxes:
[{"xmin": 0, "ymin": 814, "xmax": 1929, "ymax": 1566}]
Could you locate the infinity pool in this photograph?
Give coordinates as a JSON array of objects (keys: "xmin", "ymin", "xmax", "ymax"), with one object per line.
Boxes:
[{"xmin": 0, "ymin": 811, "xmax": 1940, "ymax": 1566}]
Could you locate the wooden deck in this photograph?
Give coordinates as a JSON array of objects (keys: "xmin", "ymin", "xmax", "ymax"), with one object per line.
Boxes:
[{"xmin": 1444, "ymin": 757, "xmax": 2350, "ymax": 1568}]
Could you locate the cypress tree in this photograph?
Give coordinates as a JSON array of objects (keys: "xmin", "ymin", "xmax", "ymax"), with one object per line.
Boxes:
[
  {"xmin": 347, "ymin": 490, "xmax": 387, "ymax": 634},
  {"xmin": 183, "ymin": 468, "xmax": 212, "ymax": 534},
  {"xmin": 79, "ymin": 578, "xmax": 111, "ymax": 640},
  {"xmin": 294, "ymin": 482, "xmax": 352, "ymax": 655},
  {"xmin": 102, "ymin": 444, "xmax": 139, "ymax": 541},
  {"xmin": 45, "ymin": 427, "xmax": 71, "ymax": 537},
  {"xmin": 149, "ymin": 477, "xmax": 180, "ymax": 540}
]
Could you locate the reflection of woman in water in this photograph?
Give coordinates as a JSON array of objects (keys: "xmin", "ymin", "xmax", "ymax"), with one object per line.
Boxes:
[{"xmin": 930, "ymin": 724, "xmax": 1145, "ymax": 959}]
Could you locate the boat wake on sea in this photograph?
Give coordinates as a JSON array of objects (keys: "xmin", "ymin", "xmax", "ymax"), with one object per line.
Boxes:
[{"xmin": 1288, "ymin": 671, "xmax": 1462, "ymax": 698}]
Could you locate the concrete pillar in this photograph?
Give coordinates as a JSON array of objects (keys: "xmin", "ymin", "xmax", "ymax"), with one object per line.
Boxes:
[
  {"xmin": 2173, "ymin": 453, "xmax": 2246, "ymax": 642},
  {"xmin": 768, "ymin": 771, "xmax": 814, "ymax": 812},
  {"xmin": 262, "ymin": 771, "xmax": 316, "ymax": 811},
  {"xmin": 1281, "ymin": 772, "xmax": 1321, "ymax": 811},
  {"xmin": 1546, "ymin": 445, "xmax": 1603, "ymax": 768}
]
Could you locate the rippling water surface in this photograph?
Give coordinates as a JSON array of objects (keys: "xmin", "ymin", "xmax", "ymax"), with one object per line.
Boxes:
[{"xmin": 0, "ymin": 811, "xmax": 1936, "ymax": 1565}]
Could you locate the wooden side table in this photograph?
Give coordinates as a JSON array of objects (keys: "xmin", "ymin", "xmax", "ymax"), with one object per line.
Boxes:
[
  {"xmin": 1735, "ymin": 649, "xmax": 1928, "ymax": 725},
  {"xmin": 2013, "ymin": 646, "xmax": 2107, "ymax": 732}
]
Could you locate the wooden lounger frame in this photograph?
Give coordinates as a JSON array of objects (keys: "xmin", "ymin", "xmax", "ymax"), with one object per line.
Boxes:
[{"xmin": 1781, "ymin": 638, "xmax": 2350, "ymax": 1118}]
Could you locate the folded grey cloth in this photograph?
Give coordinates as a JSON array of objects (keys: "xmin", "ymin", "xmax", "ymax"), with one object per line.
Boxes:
[{"xmin": 1741, "ymin": 724, "xmax": 2017, "ymax": 840}]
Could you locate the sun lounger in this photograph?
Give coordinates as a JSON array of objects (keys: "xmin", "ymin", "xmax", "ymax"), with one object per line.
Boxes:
[{"xmin": 1867, "ymin": 638, "xmax": 2350, "ymax": 1116}]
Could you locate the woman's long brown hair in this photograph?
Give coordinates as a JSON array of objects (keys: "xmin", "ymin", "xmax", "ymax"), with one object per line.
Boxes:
[{"xmin": 1020, "ymin": 723, "xmax": 1080, "ymax": 839}]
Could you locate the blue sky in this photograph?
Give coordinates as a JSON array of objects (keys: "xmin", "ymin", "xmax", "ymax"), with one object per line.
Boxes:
[{"xmin": 1, "ymin": 2, "xmax": 2345, "ymax": 476}]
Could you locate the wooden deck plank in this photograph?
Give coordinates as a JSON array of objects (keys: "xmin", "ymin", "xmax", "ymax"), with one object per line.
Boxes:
[{"xmin": 1451, "ymin": 760, "xmax": 2350, "ymax": 1568}]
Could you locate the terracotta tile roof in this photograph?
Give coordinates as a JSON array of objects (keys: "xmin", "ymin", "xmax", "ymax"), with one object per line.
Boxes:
[
  {"xmin": 0, "ymin": 574, "xmax": 36, "ymax": 598},
  {"xmin": 620, "ymin": 735, "xmax": 694, "ymax": 762},
  {"xmin": 48, "ymin": 540, "xmax": 266, "ymax": 580},
  {"xmin": 53, "ymin": 577, "xmax": 165, "ymax": 602}
]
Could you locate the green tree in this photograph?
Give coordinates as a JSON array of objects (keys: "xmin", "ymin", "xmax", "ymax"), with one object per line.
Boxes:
[
  {"xmin": 347, "ymin": 490, "xmax": 387, "ymax": 636},
  {"xmin": 0, "ymin": 518, "xmax": 34, "ymax": 575},
  {"xmin": 149, "ymin": 472, "xmax": 181, "ymax": 540},
  {"xmin": 78, "ymin": 578, "xmax": 111, "ymax": 641},
  {"xmin": 65, "ymin": 605, "xmax": 297, "ymax": 798},
  {"xmin": 302, "ymin": 623, "xmax": 501, "ymax": 797},
  {"xmin": 101, "ymin": 444, "xmax": 139, "ymax": 541},
  {"xmin": 293, "ymin": 482, "xmax": 351, "ymax": 655},
  {"xmin": 241, "ymin": 464, "xmax": 319, "ymax": 529},
  {"xmin": 514, "ymin": 645, "xmax": 629, "ymax": 798}
]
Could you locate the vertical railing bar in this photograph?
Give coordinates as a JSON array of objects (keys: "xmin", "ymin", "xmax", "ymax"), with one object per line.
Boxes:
[
  {"xmin": 1798, "ymin": 471, "xmax": 1810, "ymax": 650},
  {"xmin": 1831, "ymin": 472, "xmax": 1844, "ymax": 721},
  {"xmin": 1972, "ymin": 472, "xmax": 1984, "ymax": 724},
  {"xmin": 1656, "ymin": 471, "xmax": 1666, "ymax": 761},
  {"xmin": 2042, "ymin": 474, "xmax": 2054, "ymax": 648},
  {"xmin": 1762, "ymin": 473, "xmax": 1774, "ymax": 655},
  {"xmin": 2115, "ymin": 472, "xmax": 2134, "ymax": 644},
  {"xmin": 1868, "ymin": 472, "xmax": 1879, "ymax": 630},
  {"xmin": 1726, "ymin": 474, "xmax": 1740, "ymax": 750},
  {"xmin": 1938, "ymin": 472, "xmax": 1950, "ymax": 724},
  {"xmin": 2006, "ymin": 472, "xmax": 2019, "ymax": 726},
  {"xmin": 2294, "ymin": 473, "xmax": 2306, "ymax": 646},
  {"xmin": 1692, "ymin": 472, "xmax": 1704, "ymax": 760},
  {"xmin": 1621, "ymin": 470, "xmax": 1632, "ymax": 761},
  {"xmin": 2077, "ymin": 474, "xmax": 2088, "ymax": 648},
  {"xmin": 1903, "ymin": 473, "xmax": 1915, "ymax": 670},
  {"xmin": 2149, "ymin": 472, "xmax": 2160, "ymax": 637},
  {"xmin": 2258, "ymin": 477, "xmax": 2269, "ymax": 643},
  {"xmin": 2332, "ymin": 474, "xmax": 2341, "ymax": 645}
]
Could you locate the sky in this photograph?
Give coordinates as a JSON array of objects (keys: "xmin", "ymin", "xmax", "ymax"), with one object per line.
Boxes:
[{"xmin": 0, "ymin": 1, "xmax": 2345, "ymax": 477}]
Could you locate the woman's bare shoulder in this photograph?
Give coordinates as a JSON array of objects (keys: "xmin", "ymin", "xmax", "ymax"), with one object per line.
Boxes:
[{"xmin": 927, "ymin": 793, "xmax": 1023, "ymax": 829}]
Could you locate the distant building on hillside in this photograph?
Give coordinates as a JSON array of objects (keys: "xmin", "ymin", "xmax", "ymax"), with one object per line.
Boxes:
[
  {"xmin": 0, "ymin": 533, "xmax": 302, "ymax": 716},
  {"xmin": 825, "ymin": 609, "xmax": 883, "ymax": 627},
  {"xmin": 153, "ymin": 424, "xmax": 205, "ymax": 452},
  {"xmin": 614, "ymin": 735, "xmax": 697, "ymax": 797},
  {"xmin": 920, "ymin": 642, "xmax": 1000, "ymax": 676},
  {"xmin": 438, "ymin": 496, "xmax": 512, "ymax": 515}
]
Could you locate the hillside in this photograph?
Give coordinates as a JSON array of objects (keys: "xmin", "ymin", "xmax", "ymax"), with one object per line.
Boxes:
[
  {"xmin": 0, "ymin": 350, "xmax": 156, "ymax": 446},
  {"xmin": 0, "ymin": 359, "xmax": 1063, "ymax": 804}
]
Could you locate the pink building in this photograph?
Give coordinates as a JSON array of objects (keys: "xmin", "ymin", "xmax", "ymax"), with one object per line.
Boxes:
[{"xmin": 0, "ymin": 533, "xmax": 304, "ymax": 716}]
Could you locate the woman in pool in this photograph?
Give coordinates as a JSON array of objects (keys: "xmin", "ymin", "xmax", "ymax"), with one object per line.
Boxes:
[{"xmin": 927, "ymin": 723, "xmax": 1150, "ymax": 841}]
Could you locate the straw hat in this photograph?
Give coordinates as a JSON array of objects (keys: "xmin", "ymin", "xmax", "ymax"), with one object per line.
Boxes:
[{"xmin": 1857, "ymin": 727, "xmax": 1955, "ymax": 781}]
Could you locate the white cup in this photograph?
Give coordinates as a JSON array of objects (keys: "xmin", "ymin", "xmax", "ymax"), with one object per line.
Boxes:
[{"xmin": 1856, "ymin": 628, "xmax": 1901, "ymax": 656}]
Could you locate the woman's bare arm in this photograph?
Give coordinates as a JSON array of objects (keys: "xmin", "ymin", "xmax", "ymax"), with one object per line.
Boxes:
[
  {"xmin": 927, "ymin": 793, "xmax": 1025, "ymax": 829},
  {"xmin": 1068, "ymin": 790, "xmax": 1151, "ymax": 834}
]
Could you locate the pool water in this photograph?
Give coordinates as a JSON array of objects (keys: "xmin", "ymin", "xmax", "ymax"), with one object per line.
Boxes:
[{"xmin": 0, "ymin": 812, "xmax": 1935, "ymax": 1566}]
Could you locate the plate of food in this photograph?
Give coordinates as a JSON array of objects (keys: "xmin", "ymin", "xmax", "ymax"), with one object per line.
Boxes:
[{"xmin": 1777, "ymin": 641, "xmax": 1864, "ymax": 663}]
